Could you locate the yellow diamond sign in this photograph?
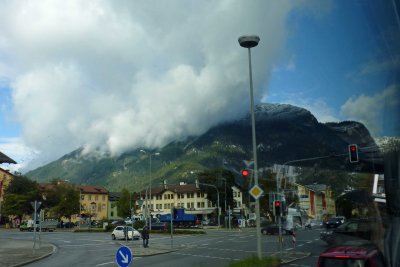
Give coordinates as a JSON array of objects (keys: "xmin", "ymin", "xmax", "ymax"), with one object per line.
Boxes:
[{"xmin": 249, "ymin": 185, "xmax": 264, "ymax": 199}]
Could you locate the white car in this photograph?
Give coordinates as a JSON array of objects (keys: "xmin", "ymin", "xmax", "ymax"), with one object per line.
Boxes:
[{"xmin": 111, "ymin": 226, "xmax": 140, "ymax": 240}]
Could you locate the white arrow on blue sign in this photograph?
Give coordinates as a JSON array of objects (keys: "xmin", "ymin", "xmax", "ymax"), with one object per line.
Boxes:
[{"xmin": 116, "ymin": 246, "xmax": 132, "ymax": 267}]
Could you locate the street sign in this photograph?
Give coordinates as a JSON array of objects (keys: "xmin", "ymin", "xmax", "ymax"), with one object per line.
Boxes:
[
  {"xmin": 243, "ymin": 160, "xmax": 254, "ymax": 168},
  {"xmin": 249, "ymin": 185, "xmax": 264, "ymax": 200},
  {"xmin": 116, "ymin": 246, "xmax": 132, "ymax": 267}
]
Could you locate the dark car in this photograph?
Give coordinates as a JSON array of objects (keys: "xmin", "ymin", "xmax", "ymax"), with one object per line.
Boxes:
[
  {"xmin": 150, "ymin": 222, "xmax": 168, "ymax": 231},
  {"xmin": 111, "ymin": 220, "xmax": 126, "ymax": 226},
  {"xmin": 317, "ymin": 243, "xmax": 385, "ymax": 267},
  {"xmin": 320, "ymin": 219, "xmax": 375, "ymax": 246},
  {"xmin": 261, "ymin": 224, "xmax": 293, "ymax": 235},
  {"xmin": 63, "ymin": 222, "xmax": 76, "ymax": 228},
  {"xmin": 324, "ymin": 217, "xmax": 343, "ymax": 229}
]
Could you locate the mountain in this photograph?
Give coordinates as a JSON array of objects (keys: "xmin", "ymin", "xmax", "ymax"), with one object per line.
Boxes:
[{"xmin": 26, "ymin": 103, "xmax": 383, "ymax": 191}]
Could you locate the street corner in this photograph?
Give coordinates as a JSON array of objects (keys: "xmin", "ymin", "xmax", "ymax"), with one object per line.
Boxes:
[{"xmin": 0, "ymin": 239, "xmax": 56, "ymax": 267}]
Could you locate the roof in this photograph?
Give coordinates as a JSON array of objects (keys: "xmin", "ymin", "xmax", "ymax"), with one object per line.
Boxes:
[
  {"xmin": 0, "ymin": 151, "xmax": 16, "ymax": 164},
  {"xmin": 138, "ymin": 184, "xmax": 201, "ymax": 196},
  {"xmin": 79, "ymin": 185, "xmax": 108, "ymax": 194},
  {"xmin": 109, "ymin": 192, "xmax": 121, "ymax": 201}
]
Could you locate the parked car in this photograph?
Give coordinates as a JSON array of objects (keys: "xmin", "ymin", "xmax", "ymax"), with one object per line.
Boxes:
[
  {"xmin": 150, "ymin": 222, "xmax": 168, "ymax": 231},
  {"xmin": 324, "ymin": 217, "xmax": 344, "ymax": 228},
  {"xmin": 261, "ymin": 224, "xmax": 293, "ymax": 235},
  {"xmin": 317, "ymin": 243, "xmax": 385, "ymax": 267},
  {"xmin": 111, "ymin": 220, "xmax": 126, "ymax": 226},
  {"xmin": 111, "ymin": 226, "xmax": 140, "ymax": 240},
  {"xmin": 63, "ymin": 222, "xmax": 76, "ymax": 228},
  {"xmin": 320, "ymin": 219, "xmax": 375, "ymax": 246}
]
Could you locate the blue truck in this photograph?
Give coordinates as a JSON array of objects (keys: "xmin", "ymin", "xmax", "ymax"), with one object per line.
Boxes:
[{"xmin": 159, "ymin": 208, "xmax": 199, "ymax": 228}]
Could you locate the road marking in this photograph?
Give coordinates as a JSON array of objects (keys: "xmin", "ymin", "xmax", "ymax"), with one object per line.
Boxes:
[
  {"xmin": 297, "ymin": 244, "xmax": 304, "ymax": 247},
  {"xmin": 289, "ymin": 264, "xmax": 312, "ymax": 267},
  {"xmin": 172, "ymin": 252, "xmax": 241, "ymax": 261},
  {"xmin": 95, "ymin": 262, "xmax": 115, "ymax": 266},
  {"xmin": 306, "ymin": 241, "xmax": 312, "ymax": 244},
  {"xmin": 315, "ymin": 238, "xmax": 319, "ymax": 241},
  {"xmin": 285, "ymin": 248, "xmax": 294, "ymax": 251}
]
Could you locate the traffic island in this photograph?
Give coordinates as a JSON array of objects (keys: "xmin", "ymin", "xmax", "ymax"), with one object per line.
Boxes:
[
  {"xmin": 0, "ymin": 239, "xmax": 56, "ymax": 267},
  {"xmin": 116, "ymin": 241, "xmax": 184, "ymax": 257}
]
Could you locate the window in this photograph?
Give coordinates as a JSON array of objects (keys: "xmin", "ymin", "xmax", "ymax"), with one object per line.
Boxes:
[
  {"xmin": 197, "ymin": 192, "xmax": 200, "ymax": 198},
  {"xmin": 81, "ymin": 195, "xmax": 85, "ymax": 200},
  {"xmin": 233, "ymin": 192, "xmax": 237, "ymax": 197},
  {"xmin": 197, "ymin": 202, "xmax": 200, "ymax": 208},
  {"xmin": 88, "ymin": 195, "xmax": 92, "ymax": 201},
  {"xmin": 237, "ymin": 192, "xmax": 240, "ymax": 197},
  {"xmin": 97, "ymin": 205, "xmax": 101, "ymax": 212},
  {"xmin": 95, "ymin": 195, "xmax": 98, "ymax": 201},
  {"xmin": 102, "ymin": 195, "xmax": 105, "ymax": 201}
]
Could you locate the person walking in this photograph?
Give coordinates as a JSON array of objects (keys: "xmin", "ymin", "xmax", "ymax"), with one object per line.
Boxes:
[{"xmin": 141, "ymin": 226, "xmax": 149, "ymax": 248}]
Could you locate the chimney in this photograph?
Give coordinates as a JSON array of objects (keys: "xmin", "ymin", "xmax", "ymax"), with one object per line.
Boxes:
[{"xmin": 164, "ymin": 180, "xmax": 167, "ymax": 189}]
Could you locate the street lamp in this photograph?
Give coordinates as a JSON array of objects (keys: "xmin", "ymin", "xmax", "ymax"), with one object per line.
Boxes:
[
  {"xmin": 238, "ymin": 34, "xmax": 262, "ymax": 260},
  {"xmin": 140, "ymin": 150, "xmax": 160, "ymax": 230}
]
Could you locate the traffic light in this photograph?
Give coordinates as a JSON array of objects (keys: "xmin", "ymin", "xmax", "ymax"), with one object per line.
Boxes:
[
  {"xmin": 274, "ymin": 200, "xmax": 281, "ymax": 216},
  {"xmin": 241, "ymin": 169, "xmax": 250, "ymax": 177},
  {"xmin": 348, "ymin": 144, "xmax": 359, "ymax": 163}
]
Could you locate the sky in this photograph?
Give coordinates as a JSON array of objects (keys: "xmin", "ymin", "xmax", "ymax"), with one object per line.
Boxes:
[{"xmin": 0, "ymin": 0, "xmax": 399, "ymax": 172}]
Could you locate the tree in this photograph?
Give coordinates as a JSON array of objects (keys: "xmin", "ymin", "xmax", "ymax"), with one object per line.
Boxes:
[
  {"xmin": 197, "ymin": 169, "xmax": 235, "ymax": 214},
  {"xmin": 117, "ymin": 188, "xmax": 131, "ymax": 219},
  {"xmin": 2, "ymin": 176, "xmax": 40, "ymax": 217},
  {"xmin": 44, "ymin": 182, "xmax": 80, "ymax": 220},
  {"xmin": 297, "ymin": 167, "xmax": 356, "ymax": 198}
]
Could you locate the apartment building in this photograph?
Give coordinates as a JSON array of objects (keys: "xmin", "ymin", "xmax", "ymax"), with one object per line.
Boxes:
[
  {"xmin": 296, "ymin": 183, "xmax": 335, "ymax": 219},
  {"xmin": 80, "ymin": 185, "xmax": 109, "ymax": 221},
  {"xmin": 135, "ymin": 182, "xmax": 218, "ymax": 219}
]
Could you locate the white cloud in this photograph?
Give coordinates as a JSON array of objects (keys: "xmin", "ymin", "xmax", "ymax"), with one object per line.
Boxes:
[
  {"xmin": 341, "ymin": 85, "xmax": 400, "ymax": 136},
  {"xmin": 0, "ymin": 0, "xmax": 311, "ymax": 170},
  {"xmin": 279, "ymin": 96, "xmax": 340, "ymax": 123},
  {"xmin": 0, "ymin": 137, "xmax": 39, "ymax": 172}
]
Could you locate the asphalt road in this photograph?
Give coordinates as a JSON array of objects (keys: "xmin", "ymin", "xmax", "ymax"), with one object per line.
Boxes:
[{"xmin": 0, "ymin": 227, "xmax": 328, "ymax": 267}]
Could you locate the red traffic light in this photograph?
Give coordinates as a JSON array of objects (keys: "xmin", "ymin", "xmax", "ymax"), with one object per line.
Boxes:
[
  {"xmin": 241, "ymin": 169, "xmax": 249, "ymax": 177},
  {"xmin": 348, "ymin": 144, "xmax": 359, "ymax": 163},
  {"xmin": 274, "ymin": 201, "xmax": 281, "ymax": 207}
]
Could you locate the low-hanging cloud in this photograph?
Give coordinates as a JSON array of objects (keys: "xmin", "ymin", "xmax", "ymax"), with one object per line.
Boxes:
[
  {"xmin": 0, "ymin": 0, "xmax": 307, "ymax": 170},
  {"xmin": 341, "ymin": 85, "xmax": 400, "ymax": 136}
]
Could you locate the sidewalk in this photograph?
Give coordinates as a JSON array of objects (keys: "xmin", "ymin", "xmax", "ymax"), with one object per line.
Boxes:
[
  {"xmin": 0, "ymin": 239, "xmax": 56, "ymax": 267},
  {"xmin": 116, "ymin": 241, "xmax": 183, "ymax": 257}
]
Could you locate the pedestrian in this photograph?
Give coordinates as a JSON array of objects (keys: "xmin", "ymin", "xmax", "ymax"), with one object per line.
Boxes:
[{"xmin": 141, "ymin": 226, "xmax": 149, "ymax": 248}]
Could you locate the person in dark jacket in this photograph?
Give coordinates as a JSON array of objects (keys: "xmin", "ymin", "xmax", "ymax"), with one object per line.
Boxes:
[{"xmin": 141, "ymin": 226, "xmax": 149, "ymax": 248}]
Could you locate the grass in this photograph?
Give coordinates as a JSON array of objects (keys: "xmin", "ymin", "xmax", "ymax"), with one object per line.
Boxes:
[{"xmin": 225, "ymin": 256, "xmax": 281, "ymax": 267}]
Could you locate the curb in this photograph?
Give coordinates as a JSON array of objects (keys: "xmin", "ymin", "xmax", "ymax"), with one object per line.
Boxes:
[{"xmin": 11, "ymin": 243, "xmax": 57, "ymax": 267}]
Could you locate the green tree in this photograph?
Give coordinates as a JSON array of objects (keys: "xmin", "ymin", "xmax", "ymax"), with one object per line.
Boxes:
[
  {"xmin": 297, "ymin": 167, "xmax": 355, "ymax": 198},
  {"xmin": 2, "ymin": 176, "xmax": 40, "ymax": 217},
  {"xmin": 197, "ymin": 169, "xmax": 235, "ymax": 214},
  {"xmin": 117, "ymin": 188, "xmax": 131, "ymax": 219},
  {"xmin": 44, "ymin": 182, "xmax": 80, "ymax": 220}
]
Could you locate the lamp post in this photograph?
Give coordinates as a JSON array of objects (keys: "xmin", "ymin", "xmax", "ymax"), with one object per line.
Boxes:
[
  {"xmin": 198, "ymin": 181, "xmax": 220, "ymax": 227},
  {"xmin": 238, "ymin": 34, "xmax": 262, "ymax": 259},
  {"xmin": 140, "ymin": 150, "xmax": 160, "ymax": 230}
]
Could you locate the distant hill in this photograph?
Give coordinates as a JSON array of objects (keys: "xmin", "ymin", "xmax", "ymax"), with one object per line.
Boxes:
[{"xmin": 26, "ymin": 103, "xmax": 382, "ymax": 191}]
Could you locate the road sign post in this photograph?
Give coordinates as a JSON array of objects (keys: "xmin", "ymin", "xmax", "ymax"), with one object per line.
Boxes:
[{"xmin": 116, "ymin": 246, "xmax": 132, "ymax": 267}]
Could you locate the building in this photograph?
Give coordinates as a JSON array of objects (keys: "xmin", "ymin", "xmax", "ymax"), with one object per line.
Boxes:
[
  {"xmin": 108, "ymin": 192, "xmax": 123, "ymax": 220},
  {"xmin": 296, "ymin": 183, "xmax": 335, "ymax": 219},
  {"xmin": 79, "ymin": 185, "xmax": 109, "ymax": 221},
  {"xmin": 0, "ymin": 168, "xmax": 15, "ymax": 222},
  {"xmin": 135, "ymin": 181, "xmax": 218, "ymax": 220},
  {"xmin": 232, "ymin": 185, "xmax": 245, "ymax": 214}
]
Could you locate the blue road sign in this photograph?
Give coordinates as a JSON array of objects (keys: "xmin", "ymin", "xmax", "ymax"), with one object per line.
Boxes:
[{"xmin": 116, "ymin": 246, "xmax": 132, "ymax": 267}]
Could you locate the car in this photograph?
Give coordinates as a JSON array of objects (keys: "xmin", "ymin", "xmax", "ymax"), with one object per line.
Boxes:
[
  {"xmin": 261, "ymin": 224, "xmax": 293, "ymax": 235},
  {"xmin": 324, "ymin": 217, "xmax": 343, "ymax": 229},
  {"xmin": 111, "ymin": 220, "xmax": 126, "ymax": 226},
  {"xmin": 317, "ymin": 243, "xmax": 385, "ymax": 267},
  {"xmin": 63, "ymin": 222, "xmax": 76, "ymax": 228},
  {"xmin": 320, "ymin": 219, "xmax": 375, "ymax": 246},
  {"xmin": 111, "ymin": 226, "xmax": 140, "ymax": 240},
  {"xmin": 202, "ymin": 219, "xmax": 210, "ymax": 226},
  {"xmin": 149, "ymin": 222, "xmax": 168, "ymax": 231}
]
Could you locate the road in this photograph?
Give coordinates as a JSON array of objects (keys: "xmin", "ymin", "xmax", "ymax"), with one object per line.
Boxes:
[{"xmin": 1, "ymin": 227, "xmax": 328, "ymax": 267}]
